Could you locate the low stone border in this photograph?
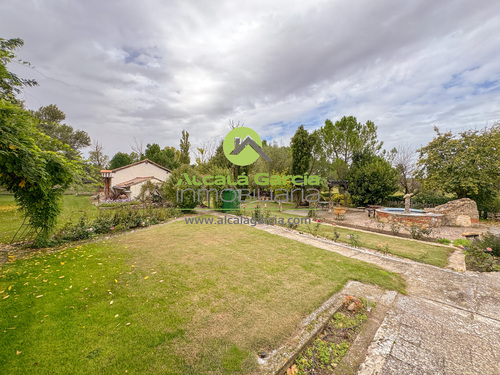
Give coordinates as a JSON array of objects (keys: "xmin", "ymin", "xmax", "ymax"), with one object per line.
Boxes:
[{"xmin": 259, "ymin": 281, "xmax": 398, "ymax": 375}]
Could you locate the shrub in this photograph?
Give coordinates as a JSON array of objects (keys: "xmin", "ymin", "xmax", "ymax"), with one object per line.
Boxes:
[
  {"xmin": 463, "ymin": 232, "xmax": 500, "ymax": 271},
  {"xmin": 53, "ymin": 207, "xmax": 180, "ymax": 243},
  {"xmin": 475, "ymin": 232, "xmax": 500, "ymax": 257},
  {"xmin": 464, "ymin": 245, "xmax": 498, "ymax": 272},
  {"xmin": 349, "ymin": 152, "xmax": 398, "ymax": 206},
  {"xmin": 407, "ymin": 225, "xmax": 433, "ymax": 240},
  {"xmin": 413, "ymin": 191, "xmax": 454, "ymax": 206},
  {"xmin": 162, "ymin": 165, "xmax": 203, "ymax": 212},
  {"xmin": 453, "ymin": 238, "xmax": 472, "ymax": 248},
  {"xmin": 347, "ymin": 233, "xmax": 361, "ymax": 248},
  {"xmin": 436, "ymin": 238, "xmax": 451, "ymax": 245}
]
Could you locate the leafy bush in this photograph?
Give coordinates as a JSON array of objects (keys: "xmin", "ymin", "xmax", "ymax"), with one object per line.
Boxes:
[
  {"xmin": 464, "ymin": 245, "xmax": 499, "ymax": 272},
  {"xmin": 162, "ymin": 165, "xmax": 203, "ymax": 212},
  {"xmin": 349, "ymin": 152, "xmax": 398, "ymax": 206},
  {"xmin": 413, "ymin": 191, "xmax": 455, "ymax": 206},
  {"xmin": 453, "ymin": 238, "xmax": 472, "ymax": 247},
  {"xmin": 435, "ymin": 238, "xmax": 451, "ymax": 245},
  {"xmin": 407, "ymin": 225, "xmax": 433, "ymax": 240},
  {"xmin": 463, "ymin": 232, "xmax": 500, "ymax": 272},
  {"xmin": 54, "ymin": 206, "xmax": 180, "ymax": 243},
  {"xmin": 476, "ymin": 232, "xmax": 500, "ymax": 257},
  {"xmin": 347, "ymin": 233, "xmax": 361, "ymax": 248}
]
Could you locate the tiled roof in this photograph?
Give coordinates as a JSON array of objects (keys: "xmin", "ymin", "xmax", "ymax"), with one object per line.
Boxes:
[
  {"xmin": 105, "ymin": 159, "xmax": 172, "ymax": 173},
  {"xmin": 113, "ymin": 176, "xmax": 161, "ymax": 189}
]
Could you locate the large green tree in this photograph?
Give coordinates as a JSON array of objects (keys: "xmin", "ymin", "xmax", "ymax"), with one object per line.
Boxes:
[
  {"xmin": 0, "ymin": 38, "xmax": 78, "ymax": 245},
  {"xmin": 207, "ymin": 141, "xmax": 232, "ymax": 170},
  {"xmin": 349, "ymin": 151, "xmax": 398, "ymax": 206},
  {"xmin": 32, "ymin": 104, "xmax": 91, "ymax": 154},
  {"xmin": 0, "ymin": 38, "xmax": 37, "ymax": 102},
  {"xmin": 109, "ymin": 152, "xmax": 133, "ymax": 170},
  {"xmin": 316, "ymin": 116, "xmax": 382, "ymax": 179},
  {"xmin": 179, "ymin": 129, "xmax": 191, "ymax": 165},
  {"xmin": 417, "ymin": 125, "xmax": 500, "ymax": 214},
  {"xmin": 144, "ymin": 143, "xmax": 180, "ymax": 170},
  {"xmin": 0, "ymin": 100, "xmax": 76, "ymax": 245},
  {"xmin": 290, "ymin": 125, "xmax": 315, "ymax": 176}
]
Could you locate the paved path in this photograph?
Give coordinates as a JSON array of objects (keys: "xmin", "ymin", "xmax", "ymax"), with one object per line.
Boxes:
[{"xmin": 241, "ymin": 221, "xmax": 500, "ymax": 374}]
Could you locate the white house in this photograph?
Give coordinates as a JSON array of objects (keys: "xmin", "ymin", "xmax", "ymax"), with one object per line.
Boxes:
[{"xmin": 101, "ymin": 159, "xmax": 171, "ymax": 200}]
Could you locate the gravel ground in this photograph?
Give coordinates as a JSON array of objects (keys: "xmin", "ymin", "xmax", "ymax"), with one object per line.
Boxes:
[{"xmin": 289, "ymin": 208, "xmax": 497, "ymax": 241}]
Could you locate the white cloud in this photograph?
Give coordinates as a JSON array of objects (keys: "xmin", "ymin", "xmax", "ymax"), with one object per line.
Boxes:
[{"xmin": 1, "ymin": 0, "xmax": 500, "ymax": 157}]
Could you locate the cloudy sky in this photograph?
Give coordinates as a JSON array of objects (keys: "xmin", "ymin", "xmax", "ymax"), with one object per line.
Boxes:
[{"xmin": 2, "ymin": 0, "xmax": 500, "ymax": 158}]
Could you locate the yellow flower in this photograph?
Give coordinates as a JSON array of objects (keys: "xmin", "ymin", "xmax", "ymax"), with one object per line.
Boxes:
[{"xmin": 19, "ymin": 180, "xmax": 26, "ymax": 188}]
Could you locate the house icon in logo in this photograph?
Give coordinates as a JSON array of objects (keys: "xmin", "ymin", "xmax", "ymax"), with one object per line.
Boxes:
[{"xmin": 223, "ymin": 127, "xmax": 272, "ymax": 166}]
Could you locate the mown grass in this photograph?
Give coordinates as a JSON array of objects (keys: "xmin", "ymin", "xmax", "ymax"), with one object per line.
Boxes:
[
  {"xmin": 248, "ymin": 209, "xmax": 453, "ymax": 268},
  {"xmin": 0, "ymin": 195, "xmax": 99, "ymax": 244},
  {"xmin": 308, "ymin": 225, "xmax": 453, "ymax": 268},
  {"xmin": 0, "ymin": 218, "xmax": 404, "ymax": 374}
]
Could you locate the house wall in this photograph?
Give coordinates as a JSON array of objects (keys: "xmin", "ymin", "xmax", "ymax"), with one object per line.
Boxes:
[
  {"xmin": 111, "ymin": 161, "xmax": 170, "ymax": 187},
  {"xmin": 122, "ymin": 181, "xmax": 162, "ymax": 200},
  {"xmin": 130, "ymin": 183, "xmax": 144, "ymax": 200}
]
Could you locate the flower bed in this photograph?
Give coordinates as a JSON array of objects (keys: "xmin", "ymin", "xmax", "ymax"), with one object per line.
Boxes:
[{"xmin": 285, "ymin": 296, "xmax": 373, "ymax": 374}]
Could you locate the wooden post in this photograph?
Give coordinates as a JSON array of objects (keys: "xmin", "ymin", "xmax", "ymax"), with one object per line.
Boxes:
[{"xmin": 328, "ymin": 185, "xmax": 332, "ymax": 213}]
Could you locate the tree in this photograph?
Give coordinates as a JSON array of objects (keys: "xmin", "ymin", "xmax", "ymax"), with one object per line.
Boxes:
[
  {"xmin": 349, "ymin": 151, "xmax": 398, "ymax": 206},
  {"xmin": 32, "ymin": 103, "xmax": 65, "ymax": 123},
  {"xmin": 417, "ymin": 125, "xmax": 500, "ymax": 215},
  {"xmin": 0, "ymin": 100, "xmax": 76, "ymax": 245},
  {"xmin": 109, "ymin": 152, "xmax": 133, "ymax": 170},
  {"xmin": 251, "ymin": 141, "xmax": 292, "ymax": 176},
  {"xmin": 162, "ymin": 164, "xmax": 202, "ymax": 211},
  {"xmin": 318, "ymin": 116, "xmax": 382, "ymax": 165},
  {"xmin": 144, "ymin": 143, "xmax": 180, "ymax": 170},
  {"xmin": 392, "ymin": 145, "xmax": 420, "ymax": 194},
  {"xmin": 179, "ymin": 129, "xmax": 191, "ymax": 164},
  {"xmin": 207, "ymin": 140, "xmax": 232, "ymax": 170},
  {"xmin": 290, "ymin": 125, "xmax": 315, "ymax": 176},
  {"xmin": 290, "ymin": 125, "xmax": 315, "ymax": 207},
  {"xmin": 32, "ymin": 105, "xmax": 91, "ymax": 153},
  {"xmin": 0, "ymin": 38, "xmax": 37, "ymax": 102},
  {"xmin": 88, "ymin": 140, "xmax": 109, "ymax": 170},
  {"xmin": 131, "ymin": 137, "xmax": 144, "ymax": 159},
  {"xmin": 0, "ymin": 38, "xmax": 76, "ymax": 245}
]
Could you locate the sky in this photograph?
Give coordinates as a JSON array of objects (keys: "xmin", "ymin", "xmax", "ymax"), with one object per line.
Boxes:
[{"xmin": 2, "ymin": 0, "xmax": 500, "ymax": 159}]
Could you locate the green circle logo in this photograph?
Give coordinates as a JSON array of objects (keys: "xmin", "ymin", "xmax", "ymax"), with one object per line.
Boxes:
[{"xmin": 223, "ymin": 127, "xmax": 269, "ymax": 166}]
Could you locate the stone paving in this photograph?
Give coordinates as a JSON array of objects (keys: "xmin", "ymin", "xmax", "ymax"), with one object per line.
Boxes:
[{"xmin": 241, "ymin": 221, "xmax": 500, "ymax": 374}]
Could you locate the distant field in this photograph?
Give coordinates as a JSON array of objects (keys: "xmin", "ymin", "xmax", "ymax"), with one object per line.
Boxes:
[{"xmin": 0, "ymin": 195, "xmax": 98, "ymax": 244}]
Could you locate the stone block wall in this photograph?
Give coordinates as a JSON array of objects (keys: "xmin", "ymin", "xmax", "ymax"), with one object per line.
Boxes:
[{"xmin": 425, "ymin": 198, "xmax": 479, "ymax": 227}]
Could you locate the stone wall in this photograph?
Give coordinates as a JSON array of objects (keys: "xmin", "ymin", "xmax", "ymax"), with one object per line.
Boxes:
[
  {"xmin": 425, "ymin": 198, "xmax": 479, "ymax": 227},
  {"xmin": 376, "ymin": 210, "xmax": 443, "ymax": 227}
]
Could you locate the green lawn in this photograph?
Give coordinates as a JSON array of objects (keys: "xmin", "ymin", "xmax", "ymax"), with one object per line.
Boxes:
[
  {"xmin": 0, "ymin": 218, "xmax": 404, "ymax": 374},
  {"xmin": 242, "ymin": 209, "xmax": 454, "ymax": 268},
  {"xmin": 308, "ymin": 225, "xmax": 454, "ymax": 268},
  {"xmin": 0, "ymin": 195, "xmax": 98, "ymax": 244}
]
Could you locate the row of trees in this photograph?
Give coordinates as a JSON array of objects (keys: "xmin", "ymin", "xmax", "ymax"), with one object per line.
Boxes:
[
  {"xmin": 1, "ymin": 37, "xmax": 499, "ymax": 245},
  {"xmin": 123, "ymin": 116, "xmax": 499, "ymax": 215}
]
